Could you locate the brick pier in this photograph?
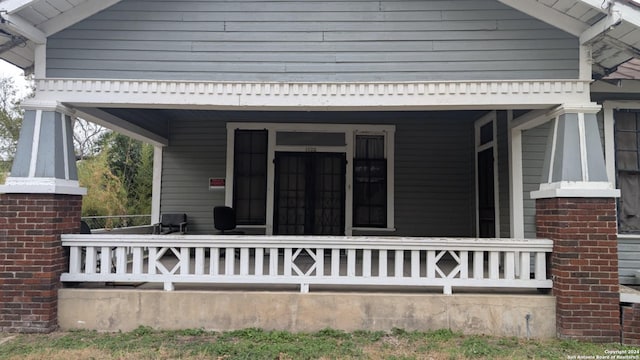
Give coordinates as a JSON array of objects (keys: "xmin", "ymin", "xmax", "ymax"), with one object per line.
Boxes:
[
  {"xmin": 0, "ymin": 193, "xmax": 82, "ymax": 333},
  {"xmin": 536, "ymin": 197, "xmax": 620, "ymax": 343}
]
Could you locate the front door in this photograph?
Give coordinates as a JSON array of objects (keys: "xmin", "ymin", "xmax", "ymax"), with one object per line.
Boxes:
[{"xmin": 274, "ymin": 152, "xmax": 346, "ymax": 235}]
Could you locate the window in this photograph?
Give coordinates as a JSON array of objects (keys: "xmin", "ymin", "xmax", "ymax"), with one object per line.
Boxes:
[
  {"xmin": 233, "ymin": 129, "xmax": 267, "ymax": 225},
  {"xmin": 615, "ymin": 111, "xmax": 640, "ymax": 233},
  {"xmin": 353, "ymin": 135, "xmax": 387, "ymax": 227}
]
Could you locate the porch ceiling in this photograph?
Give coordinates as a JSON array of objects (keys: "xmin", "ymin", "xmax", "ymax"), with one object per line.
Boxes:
[{"xmin": 1, "ymin": 0, "xmax": 638, "ymax": 78}]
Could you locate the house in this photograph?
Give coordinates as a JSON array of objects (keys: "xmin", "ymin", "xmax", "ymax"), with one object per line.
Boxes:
[{"xmin": 0, "ymin": 0, "xmax": 639, "ymax": 344}]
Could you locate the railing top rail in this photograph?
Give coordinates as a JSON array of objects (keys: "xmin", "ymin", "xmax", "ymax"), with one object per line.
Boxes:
[{"xmin": 61, "ymin": 234, "xmax": 553, "ymax": 250}]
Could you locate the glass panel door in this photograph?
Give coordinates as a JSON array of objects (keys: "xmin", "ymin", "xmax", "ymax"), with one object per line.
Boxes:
[{"xmin": 274, "ymin": 152, "xmax": 346, "ymax": 235}]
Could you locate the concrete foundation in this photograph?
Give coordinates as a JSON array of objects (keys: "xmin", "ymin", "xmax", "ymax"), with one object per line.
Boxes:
[{"xmin": 58, "ymin": 289, "xmax": 556, "ymax": 338}]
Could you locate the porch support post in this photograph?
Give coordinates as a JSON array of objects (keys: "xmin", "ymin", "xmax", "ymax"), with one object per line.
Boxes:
[
  {"xmin": 0, "ymin": 101, "xmax": 85, "ymax": 333},
  {"xmin": 532, "ymin": 104, "xmax": 621, "ymax": 342}
]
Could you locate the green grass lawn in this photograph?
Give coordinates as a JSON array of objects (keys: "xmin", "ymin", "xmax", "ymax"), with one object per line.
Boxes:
[{"xmin": 0, "ymin": 327, "xmax": 636, "ymax": 360}]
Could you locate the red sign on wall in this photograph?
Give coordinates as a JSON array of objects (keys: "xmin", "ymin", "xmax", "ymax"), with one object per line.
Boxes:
[{"xmin": 209, "ymin": 178, "xmax": 225, "ymax": 190}]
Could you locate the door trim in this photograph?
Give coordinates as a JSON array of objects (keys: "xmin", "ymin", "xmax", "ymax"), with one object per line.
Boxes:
[{"xmin": 475, "ymin": 111, "xmax": 500, "ymax": 237}]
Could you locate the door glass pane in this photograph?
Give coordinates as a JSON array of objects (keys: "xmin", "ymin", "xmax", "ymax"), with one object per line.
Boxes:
[{"xmin": 480, "ymin": 122, "xmax": 493, "ymax": 145}]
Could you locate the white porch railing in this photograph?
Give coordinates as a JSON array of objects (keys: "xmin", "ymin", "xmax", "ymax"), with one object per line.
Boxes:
[{"xmin": 60, "ymin": 235, "xmax": 553, "ymax": 295}]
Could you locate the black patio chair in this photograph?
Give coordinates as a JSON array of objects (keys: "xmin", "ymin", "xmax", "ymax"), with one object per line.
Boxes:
[
  {"xmin": 213, "ymin": 206, "xmax": 244, "ymax": 234},
  {"xmin": 154, "ymin": 213, "xmax": 188, "ymax": 234}
]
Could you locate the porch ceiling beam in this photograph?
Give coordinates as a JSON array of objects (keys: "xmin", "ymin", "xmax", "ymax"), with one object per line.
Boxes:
[
  {"xmin": 579, "ymin": 10, "xmax": 623, "ymax": 44},
  {"xmin": 0, "ymin": 0, "xmax": 37, "ymax": 14},
  {"xmin": 38, "ymin": 0, "xmax": 123, "ymax": 36},
  {"xmin": 34, "ymin": 78, "xmax": 593, "ymax": 111},
  {"xmin": 496, "ymin": 0, "xmax": 588, "ymax": 37},
  {"xmin": 74, "ymin": 107, "xmax": 168, "ymax": 147},
  {"xmin": 0, "ymin": 13, "xmax": 46, "ymax": 44}
]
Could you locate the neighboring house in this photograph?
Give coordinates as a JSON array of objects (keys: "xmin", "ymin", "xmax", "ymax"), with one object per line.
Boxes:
[{"xmin": 0, "ymin": 0, "xmax": 639, "ymax": 343}]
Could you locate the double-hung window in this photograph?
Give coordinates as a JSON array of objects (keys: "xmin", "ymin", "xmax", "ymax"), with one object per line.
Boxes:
[
  {"xmin": 233, "ymin": 129, "xmax": 267, "ymax": 225},
  {"xmin": 353, "ymin": 134, "xmax": 387, "ymax": 228}
]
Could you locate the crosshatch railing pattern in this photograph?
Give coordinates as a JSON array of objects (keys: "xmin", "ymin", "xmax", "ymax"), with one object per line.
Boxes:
[{"xmin": 60, "ymin": 235, "xmax": 553, "ymax": 294}]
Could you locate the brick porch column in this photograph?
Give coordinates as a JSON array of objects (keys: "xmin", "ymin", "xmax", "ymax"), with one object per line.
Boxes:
[
  {"xmin": 531, "ymin": 106, "xmax": 621, "ymax": 342},
  {"xmin": 0, "ymin": 102, "xmax": 85, "ymax": 332},
  {"xmin": 0, "ymin": 194, "xmax": 82, "ymax": 332},
  {"xmin": 536, "ymin": 197, "xmax": 620, "ymax": 342}
]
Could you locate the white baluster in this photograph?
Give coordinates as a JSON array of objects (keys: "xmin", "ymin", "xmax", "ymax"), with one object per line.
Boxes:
[
  {"xmin": 284, "ymin": 248, "xmax": 292, "ymax": 276},
  {"xmin": 115, "ymin": 247, "xmax": 127, "ymax": 274},
  {"xmin": 240, "ymin": 248, "xmax": 249, "ymax": 275},
  {"xmin": 489, "ymin": 251, "xmax": 500, "ymax": 279},
  {"xmin": 316, "ymin": 249, "xmax": 324, "ymax": 277},
  {"xmin": 331, "ymin": 249, "xmax": 340, "ymax": 276},
  {"xmin": 180, "ymin": 248, "xmax": 190, "ymax": 274},
  {"xmin": 473, "ymin": 251, "xmax": 484, "ymax": 279},
  {"xmin": 505, "ymin": 252, "xmax": 515, "ymax": 280},
  {"xmin": 363, "ymin": 249, "xmax": 371, "ymax": 277},
  {"xmin": 426, "ymin": 250, "xmax": 436, "ymax": 278},
  {"xmin": 69, "ymin": 247, "xmax": 81, "ymax": 274},
  {"xmin": 347, "ymin": 249, "xmax": 356, "ymax": 277},
  {"xmin": 411, "ymin": 250, "xmax": 420, "ymax": 278},
  {"xmin": 255, "ymin": 248, "xmax": 264, "ymax": 276},
  {"xmin": 225, "ymin": 248, "xmax": 235, "ymax": 275},
  {"xmin": 195, "ymin": 248, "xmax": 205, "ymax": 275},
  {"xmin": 210, "ymin": 248, "xmax": 220, "ymax": 275},
  {"xmin": 459, "ymin": 251, "xmax": 468, "ymax": 279},
  {"xmin": 395, "ymin": 250, "xmax": 403, "ymax": 278},
  {"xmin": 148, "ymin": 248, "xmax": 158, "ymax": 275},
  {"xmin": 269, "ymin": 248, "xmax": 278, "ymax": 276},
  {"xmin": 84, "ymin": 246, "xmax": 96, "ymax": 274},
  {"xmin": 132, "ymin": 247, "xmax": 143, "ymax": 275},
  {"xmin": 379, "ymin": 250, "xmax": 387, "ymax": 277}
]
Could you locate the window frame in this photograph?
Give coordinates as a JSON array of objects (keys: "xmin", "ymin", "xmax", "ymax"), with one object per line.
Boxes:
[
  {"xmin": 225, "ymin": 123, "xmax": 395, "ymax": 235},
  {"xmin": 613, "ymin": 109, "xmax": 640, "ymax": 234}
]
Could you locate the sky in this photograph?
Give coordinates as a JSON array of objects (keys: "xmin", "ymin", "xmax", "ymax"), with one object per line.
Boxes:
[{"xmin": 0, "ymin": 60, "xmax": 32, "ymax": 99}]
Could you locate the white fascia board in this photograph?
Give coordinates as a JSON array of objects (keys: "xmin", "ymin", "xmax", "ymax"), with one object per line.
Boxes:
[
  {"xmin": 0, "ymin": 13, "xmax": 46, "ymax": 44},
  {"xmin": 580, "ymin": 11, "xmax": 623, "ymax": 44},
  {"xmin": 0, "ymin": 0, "xmax": 37, "ymax": 14},
  {"xmin": 34, "ymin": 78, "xmax": 593, "ymax": 111},
  {"xmin": 496, "ymin": 0, "xmax": 588, "ymax": 36},
  {"xmin": 38, "ymin": 0, "xmax": 123, "ymax": 36},
  {"xmin": 74, "ymin": 107, "xmax": 168, "ymax": 147}
]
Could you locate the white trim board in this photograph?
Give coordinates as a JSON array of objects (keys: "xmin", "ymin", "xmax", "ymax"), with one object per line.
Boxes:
[{"xmin": 33, "ymin": 78, "xmax": 593, "ymax": 110}]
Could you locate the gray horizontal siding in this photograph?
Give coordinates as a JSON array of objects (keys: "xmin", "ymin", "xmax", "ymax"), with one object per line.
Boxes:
[
  {"xmin": 522, "ymin": 122, "xmax": 551, "ymax": 239},
  {"xmin": 47, "ymin": 0, "xmax": 579, "ymax": 82},
  {"xmin": 619, "ymin": 236, "xmax": 640, "ymax": 285},
  {"xmin": 159, "ymin": 110, "xmax": 479, "ymax": 235}
]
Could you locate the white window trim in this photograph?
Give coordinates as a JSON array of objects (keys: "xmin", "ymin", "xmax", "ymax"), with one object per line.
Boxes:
[
  {"xmin": 474, "ymin": 111, "xmax": 500, "ymax": 238},
  {"xmin": 225, "ymin": 122, "xmax": 395, "ymax": 235}
]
